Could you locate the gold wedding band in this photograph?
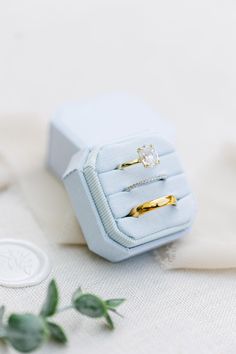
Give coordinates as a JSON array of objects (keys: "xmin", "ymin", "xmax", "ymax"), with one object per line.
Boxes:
[
  {"xmin": 117, "ymin": 144, "xmax": 160, "ymax": 170},
  {"xmin": 128, "ymin": 195, "xmax": 177, "ymax": 218}
]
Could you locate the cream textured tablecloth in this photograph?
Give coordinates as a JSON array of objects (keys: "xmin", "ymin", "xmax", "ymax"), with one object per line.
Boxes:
[{"xmin": 1, "ymin": 0, "xmax": 236, "ymax": 353}]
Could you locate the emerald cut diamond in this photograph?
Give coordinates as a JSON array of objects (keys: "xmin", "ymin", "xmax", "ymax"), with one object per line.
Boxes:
[{"xmin": 137, "ymin": 145, "xmax": 160, "ymax": 168}]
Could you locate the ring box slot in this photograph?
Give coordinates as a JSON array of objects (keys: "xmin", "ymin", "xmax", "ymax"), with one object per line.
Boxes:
[
  {"xmin": 96, "ymin": 135, "xmax": 174, "ymax": 173},
  {"xmin": 99, "ymin": 154, "xmax": 184, "ymax": 197},
  {"xmin": 116, "ymin": 194, "xmax": 194, "ymax": 239},
  {"xmin": 108, "ymin": 174, "xmax": 190, "ymax": 219}
]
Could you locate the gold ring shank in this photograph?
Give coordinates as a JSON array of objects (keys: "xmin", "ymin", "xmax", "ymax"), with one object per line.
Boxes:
[
  {"xmin": 128, "ymin": 195, "xmax": 177, "ymax": 218},
  {"xmin": 117, "ymin": 159, "xmax": 140, "ymax": 170}
]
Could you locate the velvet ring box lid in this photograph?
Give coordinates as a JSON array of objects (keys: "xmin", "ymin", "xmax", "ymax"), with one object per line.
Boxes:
[{"xmin": 47, "ymin": 93, "xmax": 174, "ymax": 179}]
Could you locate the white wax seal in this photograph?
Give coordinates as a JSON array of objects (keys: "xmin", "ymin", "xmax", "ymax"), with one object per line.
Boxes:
[{"xmin": 0, "ymin": 239, "xmax": 51, "ymax": 288}]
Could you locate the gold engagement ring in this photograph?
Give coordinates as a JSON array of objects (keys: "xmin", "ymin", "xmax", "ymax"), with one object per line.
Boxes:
[{"xmin": 117, "ymin": 144, "xmax": 160, "ymax": 170}]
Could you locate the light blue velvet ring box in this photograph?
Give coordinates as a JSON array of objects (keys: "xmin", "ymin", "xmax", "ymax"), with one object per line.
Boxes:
[
  {"xmin": 47, "ymin": 93, "xmax": 195, "ymax": 261},
  {"xmin": 63, "ymin": 133, "xmax": 195, "ymax": 262}
]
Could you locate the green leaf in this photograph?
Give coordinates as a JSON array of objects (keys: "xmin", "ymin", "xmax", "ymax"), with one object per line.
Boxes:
[
  {"xmin": 104, "ymin": 313, "xmax": 114, "ymax": 330},
  {"xmin": 105, "ymin": 299, "xmax": 125, "ymax": 309},
  {"xmin": 47, "ymin": 321, "xmax": 67, "ymax": 344},
  {"xmin": 40, "ymin": 279, "xmax": 59, "ymax": 318},
  {"xmin": 6, "ymin": 314, "xmax": 47, "ymax": 353},
  {"xmin": 73, "ymin": 294, "xmax": 106, "ymax": 318}
]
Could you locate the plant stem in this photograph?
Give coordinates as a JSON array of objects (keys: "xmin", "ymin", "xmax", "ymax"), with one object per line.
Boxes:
[{"xmin": 56, "ymin": 305, "xmax": 73, "ymax": 314}]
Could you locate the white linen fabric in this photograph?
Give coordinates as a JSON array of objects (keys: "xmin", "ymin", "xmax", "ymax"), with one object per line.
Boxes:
[
  {"xmin": 158, "ymin": 144, "xmax": 236, "ymax": 269},
  {"xmin": 0, "ymin": 116, "xmax": 85, "ymax": 245}
]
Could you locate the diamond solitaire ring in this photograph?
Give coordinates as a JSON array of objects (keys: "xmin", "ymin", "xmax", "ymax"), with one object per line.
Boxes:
[
  {"xmin": 117, "ymin": 145, "xmax": 160, "ymax": 170},
  {"xmin": 123, "ymin": 174, "xmax": 167, "ymax": 192},
  {"xmin": 128, "ymin": 195, "xmax": 177, "ymax": 218}
]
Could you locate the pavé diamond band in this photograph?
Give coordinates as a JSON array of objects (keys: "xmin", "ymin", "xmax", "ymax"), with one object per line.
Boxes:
[
  {"xmin": 117, "ymin": 144, "xmax": 160, "ymax": 170},
  {"xmin": 128, "ymin": 195, "xmax": 177, "ymax": 218},
  {"xmin": 123, "ymin": 174, "xmax": 167, "ymax": 192}
]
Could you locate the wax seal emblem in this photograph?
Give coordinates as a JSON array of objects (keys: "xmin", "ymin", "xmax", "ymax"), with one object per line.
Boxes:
[{"xmin": 0, "ymin": 239, "xmax": 51, "ymax": 288}]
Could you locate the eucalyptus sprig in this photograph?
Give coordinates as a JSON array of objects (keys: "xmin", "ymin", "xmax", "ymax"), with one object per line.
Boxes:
[{"xmin": 0, "ymin": 279, "xmax": 125, "ymax": 353}]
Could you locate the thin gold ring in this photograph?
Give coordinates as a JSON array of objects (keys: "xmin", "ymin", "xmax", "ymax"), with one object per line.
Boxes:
[
  {"xmin": 128, "ymin": 195, "xmax": 177, "ymax": 218},
  {"xmin": 117, "ymin": 144, "xmax": 160, "ymax": 170}
]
